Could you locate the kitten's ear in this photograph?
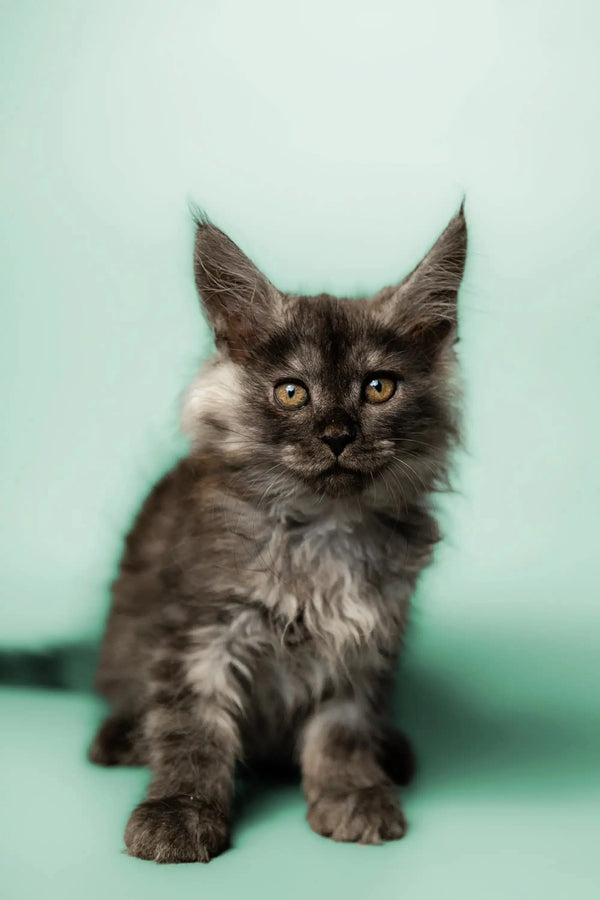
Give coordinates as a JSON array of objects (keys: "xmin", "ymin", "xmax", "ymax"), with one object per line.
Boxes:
[
  {"xmin": 372, "ymin": 205, "xmax": 467, "ymax": 357},
  {"xmin": 193, "ymin": 215, "xmax": 282, "ymax": 359}
]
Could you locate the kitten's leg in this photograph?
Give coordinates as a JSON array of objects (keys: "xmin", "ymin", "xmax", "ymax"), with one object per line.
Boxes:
[
  {"xmin": 124, "ymin": 617, "xmax": 262, "ymax": 864},
  {"xmin": 124, "ymin": 692, "xmax": 237, "ymax": 863},
  {"xmin": 301, "ymin": 701, "xmax": 407, "ymax": 844},
  {"xmin": 88, "ymin": 712, "xmax": 146, "ymax": 767}
]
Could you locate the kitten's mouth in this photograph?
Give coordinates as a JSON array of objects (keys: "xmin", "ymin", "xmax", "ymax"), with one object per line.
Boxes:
[
  {"xmin": 312, "ymin": 461, "xmax": 367, "ymax": 497},
  {"xmin": 326, "ymin": 461, "xmax": 354, "ymax": 474}
]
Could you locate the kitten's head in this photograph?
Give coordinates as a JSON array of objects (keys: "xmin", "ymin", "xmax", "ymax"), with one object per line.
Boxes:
[{"xmin": 183, "ymin": 208, "xmax": 467, "ymax": 506}]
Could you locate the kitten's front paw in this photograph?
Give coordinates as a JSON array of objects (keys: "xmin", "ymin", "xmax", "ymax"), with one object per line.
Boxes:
[
  {"xmin": 124, "ymin": 796, "xmax": 229, "ymax": 863},
  {"xmin": 307, "ymin": 785, "xmax": 406, "ymax": 845}
]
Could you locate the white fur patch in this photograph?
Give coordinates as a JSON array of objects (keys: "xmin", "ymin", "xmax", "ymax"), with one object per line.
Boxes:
[
  {"xmin": 243, "ymin": 500, "xmax": 411, "ymax": 660},
  {"xmin": 181, "ymin": 358, "xmax": 250, "ymax": 457}
]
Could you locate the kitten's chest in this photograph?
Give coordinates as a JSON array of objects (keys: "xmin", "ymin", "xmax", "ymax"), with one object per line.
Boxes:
[{"xmin": 243, "ymin": 503, "xmax": 407, "ymax": 653}]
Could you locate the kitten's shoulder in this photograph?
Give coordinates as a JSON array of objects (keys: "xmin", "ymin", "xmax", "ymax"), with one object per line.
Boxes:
[{"xmin": 119, "ymin": 457, "xmax": 203, "ymax": 572}]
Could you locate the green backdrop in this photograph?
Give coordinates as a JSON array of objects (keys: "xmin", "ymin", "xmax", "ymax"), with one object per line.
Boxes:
[{"xmin": 1, "ymin": 1, "xmax": 599, "ymax": 898}]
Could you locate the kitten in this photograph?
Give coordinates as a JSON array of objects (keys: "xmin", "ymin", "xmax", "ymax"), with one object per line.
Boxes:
[{"xmin": 89, "ymin": 206, "xmax": 467, "ymax": 863}]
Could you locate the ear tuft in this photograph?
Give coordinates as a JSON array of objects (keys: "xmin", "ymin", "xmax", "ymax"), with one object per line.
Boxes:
[{"xmin": 189, "ymin": 203, "xmax": 212, "ymax": 230}]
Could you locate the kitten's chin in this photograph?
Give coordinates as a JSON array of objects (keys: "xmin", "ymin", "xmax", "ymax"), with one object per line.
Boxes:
[{"xmin": 310, "ymin": 466, "xmax": 367, "ymax": 499}]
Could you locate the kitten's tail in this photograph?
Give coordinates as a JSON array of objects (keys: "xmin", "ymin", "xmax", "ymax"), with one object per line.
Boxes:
[{"xmin": 0, "ymin": 642, "xmax": 97, "ymax": 692}]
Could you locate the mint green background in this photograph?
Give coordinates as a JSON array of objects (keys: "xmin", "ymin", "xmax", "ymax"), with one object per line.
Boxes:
[{"xmin": 1, "ymin": 1, "xmax": 599, "ymax": 898}]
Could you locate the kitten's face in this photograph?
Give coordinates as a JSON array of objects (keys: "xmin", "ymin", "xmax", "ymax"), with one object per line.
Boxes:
[
  {"xmin": 184, "ymin": 210, "xmax": 466, "ymax": 504},
  {"xmin": 234, "ymin": 296, "xmax": 454, "ymax": 499}
]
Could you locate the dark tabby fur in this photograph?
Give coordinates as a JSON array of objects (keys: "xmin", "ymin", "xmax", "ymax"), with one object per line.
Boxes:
[{"xmin": 90, "ymin": 206, "xmax": 467, "ymax": 862}]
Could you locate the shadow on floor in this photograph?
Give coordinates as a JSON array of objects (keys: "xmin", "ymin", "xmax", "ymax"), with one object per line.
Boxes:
[{"xmin": 394, "ymin": 639, "xmax": 599, "ymax": 796}]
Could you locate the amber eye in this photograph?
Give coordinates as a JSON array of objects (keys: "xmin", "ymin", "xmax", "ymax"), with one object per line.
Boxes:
[
  {"xmin": 274, "ymin": 381, "xmax": 310, "ymax": 410},
  {"xmin": 363, "ymin": 374, "xmax": 397, "ymax": 404}
]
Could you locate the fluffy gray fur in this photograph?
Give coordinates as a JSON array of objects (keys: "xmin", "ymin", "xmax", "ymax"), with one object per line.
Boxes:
[{"xmin": 90, "ymin": 206, "xmax": 467, "ymax": 862}]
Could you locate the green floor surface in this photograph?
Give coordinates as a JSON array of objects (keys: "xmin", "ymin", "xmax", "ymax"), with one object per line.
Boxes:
[{"xmin": 2, "ymin": 608, "xmax": 598, "ymax": 900}]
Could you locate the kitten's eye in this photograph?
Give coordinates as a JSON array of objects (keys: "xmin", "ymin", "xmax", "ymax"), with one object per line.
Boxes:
[
  {"xmin": 363, "ymin": 375, "xmax": 397, "ymax": 404},
  {"xmin": 274, "ymin": 381, "xmax": 310, "ymax": 410}
]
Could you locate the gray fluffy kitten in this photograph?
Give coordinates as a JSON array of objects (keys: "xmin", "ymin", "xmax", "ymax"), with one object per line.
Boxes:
[{"xmin": 90, "ymin": 206, "xmax": 467, "ymax": 862}]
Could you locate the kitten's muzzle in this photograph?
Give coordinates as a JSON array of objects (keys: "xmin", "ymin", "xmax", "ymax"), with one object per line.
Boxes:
[{"xmin": 321, "ymin": 420, "xmax": 357, "ymax": 457}]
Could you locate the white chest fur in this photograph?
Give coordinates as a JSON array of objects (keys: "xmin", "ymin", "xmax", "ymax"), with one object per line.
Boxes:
[{"xmin": 245, "ymin": 501, "xmax": 410, "ymax": 656}]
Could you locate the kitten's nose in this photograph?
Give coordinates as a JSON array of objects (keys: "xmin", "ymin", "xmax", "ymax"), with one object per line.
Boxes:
[{"xmin": 321, "ymin": 422, "xmax": 356, "ymax": 457}]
